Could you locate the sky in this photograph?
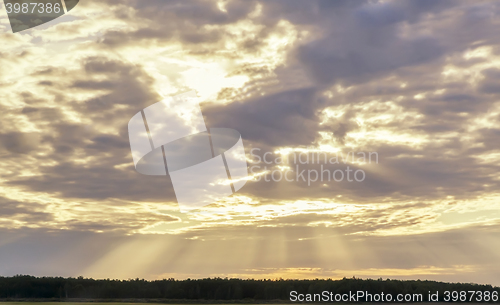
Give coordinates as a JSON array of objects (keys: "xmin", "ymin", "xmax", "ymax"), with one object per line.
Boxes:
[{"xmin": 1, "ymin": 0, "xmax": 500, "ymax": 284}]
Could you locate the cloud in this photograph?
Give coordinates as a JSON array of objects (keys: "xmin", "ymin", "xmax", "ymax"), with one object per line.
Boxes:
[
  {"xmin": 0, "ymin": 132, "xmax": 41, "ymax": 154},
  {"xmin": 2, "ymin": 0, "xmax": 500, "ymax": 283},
  {"xmin": 204, "ymin": 88, "xmax": 323, "ymax": 147}
]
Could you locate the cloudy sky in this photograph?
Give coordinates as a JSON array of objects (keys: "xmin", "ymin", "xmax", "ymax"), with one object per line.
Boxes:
[{"xmin": 2, "ymin": 0, "xmax": 500, "ymax": 284}]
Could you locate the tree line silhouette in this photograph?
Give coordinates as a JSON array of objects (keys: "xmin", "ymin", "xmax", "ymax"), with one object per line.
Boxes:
[{"xmin": 0, "ymin": 275, "xmax": 497, "ymax": 302}]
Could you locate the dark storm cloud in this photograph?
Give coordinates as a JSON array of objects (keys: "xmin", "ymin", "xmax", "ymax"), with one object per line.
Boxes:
[
  {"xmin": 293, "ymin": 1, "xmax": 451, "ymax": 85},
  {"xmin": 475, "ymin": 127, "xmax": 500, "ymax": 151},
  {"xmin": 231, "ymin": 147, "xmax": 498, "ymax": 203},
  {"xmin": 298, "ymin": 37, "xmax": 443, "ymax": 85},
  {"xmin": 76, "ymin": 56, "xmax": 161, "ymax": 107},
  {"xmin": 10, "ymin": 157, "xmax": 176, "ymax": 202},
  {"xmin": 3, "ymin": 56, "xmax": 179, "ymax": 205},
  {"xmin": 97, "ymin": 29, "xmax": 174, "ymax": 47},
  {"xmin": 0, "ymin": 132, "xmax": 41, "ymax": 154},
  {"xmin": 203, "ymin": 88, "xmax": 324, "ymax": 147},
  {"xmin": 93, "ymin": 0, "xmax": 257, "ymax": 48},
  {"xmin": 132, "ymin": 0, "xmax": 255, "ymax": 25},
  {"xmin": 478, "ymin": 68, "xmax": 500, "ymax": 94}
]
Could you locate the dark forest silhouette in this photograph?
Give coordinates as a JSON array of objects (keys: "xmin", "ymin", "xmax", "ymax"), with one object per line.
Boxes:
[{"xmin": 0, "ymin": 275, "xmax": 497, "ymax": 302}]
